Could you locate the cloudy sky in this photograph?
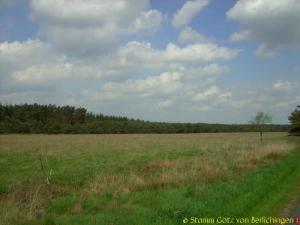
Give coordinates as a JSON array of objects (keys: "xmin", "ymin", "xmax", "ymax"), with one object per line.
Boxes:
[{"xmin": 0, "ymin": 0, "xmax": 299, "ymax": 124}]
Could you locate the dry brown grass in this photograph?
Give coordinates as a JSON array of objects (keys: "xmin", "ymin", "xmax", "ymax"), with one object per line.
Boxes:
[
  {"xmin": 79, "ymin": 134, "xmax": 295, "ymax": 198},
  {"xmin": 0, "ymin": 188, "xmax": 37, "ymax": 225},
  {"xmin": 0, "ymin": 132, "xmax": 288, "ymax": 155},
  {"xmin": 83, "ymin": 142, "xmax": 288, "ymax": 198},
  {"xmin": 0, "ymin": 183, "xmax": 70, "ymax": 225},
  {"xmin": 236, "ymin": 141, "xmax": 296, "ymax": 171}
]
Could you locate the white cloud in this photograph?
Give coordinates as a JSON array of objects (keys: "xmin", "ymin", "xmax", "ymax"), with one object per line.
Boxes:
[
  {"xmin": 172, "ymin": 0, "xmax": 209, "ymax": 28},
  {"xmin": 0, "ymin": 40, "xmax": 76, "ymax": 93},
  {"xmin": 190, "ymin": 86, "xmax": 232, "ymax": 112},
  {"xmin": 11, "ymin": 63, "xmax": 72, "ymax": 83},
  {"xmin": 0, "ymin": 40, "xmax": 119, "ymax": 91},
  {"xmin": 193, "ymin": 86, "xmax": 220, "ymax": 100},
  {"xmin": 227, "ymin": 0, "xmax": 300, "ymax": 58},
  {"xmin": 0, "ymin": 40, "xmax": 65, "ymax": 86},
  {"xmin": 190, "ymin": 83, "xmax": 299, "ymax": 117},
  {"xmin": 193, "ymin": 86, "xmax": 232, "ymax": 101},
  {"xmin": 30, "ymin": 0, "xmax": 162, "ymax": 56},
  {"xmin": 118, "ymin": 41, "xmax": 239, "ymax": 65},
  {"xmin": 80, "ymin": 66, "xmax": 236, "ymax": 116},
  {"xmin": 0, "ymin": 39, "xmax": 60, "ymax": 67},
  {"xmin": 0, "ymin": 34, "xmax": 240, "ymax": 123},
  {"xmin": 178, "ymin": 64, "xmax": 229, "ymax": 82},
  {"xmin": 30, "ymin": 0, "xmax": 149, "ymax": 27},
  {"xmin": 80, "ymin": 71, "xmax": 187, "ymax": 112},
  {"xmin": 1, "ymin": 1, "xmax": 299, "ymax": 124},
  {"xmin": 94, "ymin": 72, "xmax": 183, "ymax": 100},
  {"xmin": 255, "ymin": 44, "xmax": 278, "ymax": 59},
  {"xmin": 199, "ymin": 64, "xmax": 230, "ymax": 76},
  {"xmin": 129, "ymin": 10, "xmax": 163, "ymax": 34},
  {"xmin": 229, "ymin": 30, "xmax": 251, "ymax": 42},
  {"xmin": 0, "ymin": 39, "xmax": 236, "ymax": 94},
  {"xmin": 158, "ymin": 99, "xmax": 174, "ymax": 109},
  {"xmin": 178, "ymin": 26, "xmax": 211, "ymax": 44},
  {"xmin": 224, "ymin": 80, "xmax": 300, "ymax": 114},
  {"xmin": 39, "ymin": 26, "xmax": 119, "ymax": 56},
  {"xmin": 272, "ymin": 80, "xmax": 295, "ymax": 92},
  {"xmin": 164, "ymin": 43, "xmax": 239, "ymax": 63}
]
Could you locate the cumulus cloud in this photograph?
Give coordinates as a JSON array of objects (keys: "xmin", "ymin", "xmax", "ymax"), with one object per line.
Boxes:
[
  {"xmin": 39, "ymin": 26, "xmax": 119, "ymax": 56},
  {"xmin": 0, "ymin": 34, "xmax": 238, "ymax": 115},
  {"xmin": 1, "ymin": 0, "xmax": 298, "ymax": 124},
  {"xmin": 178, "ymin": 64, "xmax": 230, "ymax": 83},
  {"xmin": 255, "ymin": 44, "xmax": 278, "ymax": 59},
  {"xmin": 129, "ymin": 10, "xmax": 163, "ymax": 34},
  {"xmin": 229, "ymin": 30, "xmax": 251, "ymax": 42},
  {"xmin": 0, "ymin": 40, "xmax": 61, "ymax": 80},
  {"xmin": 0, "ymin": 0, "xmax": 240, "ymax": 123},
  {"xmin": 30, "ymin": 0, "xmax": 149, "ymax": 27},
  {"xmin": 158, "ymin": 99, "xmax": 174, "ymax": 109},
  {"xmin": 0, "ymin": 40, "xmax": 60, "ymax": 67},
  {"xmin": 164, "ymin": 43, "xmax": 239, "ymax": 62},
  {"xmin": 198, "ymin": 64, "xmax": 230, "ymax": 76},
  {"xmin": 272, "ymin": 80, "xmax": 295, "ymax": 92},
  {"xmin": 89, "ymin": 72, "xmax": 183, "ymax": 100},
  {"xmin": 178, "ymin": 26, "xmax": 211, "ymax": 44},
  {"xmin": 227, "ymin": 0, "xmax": 300, "ymax": 58},
  {"xmin": 0, "ymin": 38, "xmax": 236, "ymax": 93},
  {"xmin": 82, "ymin": 62, "xmax": 231, "ymax": 108},
  {"xmin": 172, "ymin": 0, "xmax": 209, "ymax": 28},
  {"xmin": 193, "ymin": 86, "xmax": 232, "ymax": 101},
  {"xmin": 1, "ymin": 39, "xmax": 296, "ymax": 123},
  {"xmin": 0, "ymin": 40, "xmax": 74, "ymax": 93},
  {"xmin": 11, "ymin": 63, "xmax": 72, "ymax": 84},
  {"xmin": 30, "ymin": 0, "xmax": 163, "ymax": 56},
  {"xmin": 180, "ymin": 77, "xmax": 299, "ymax": 120},
  {"xmin": 0, "ymin": 40, "xmax": 108, "ymax": 91},
  {"xmin": 118, "ymin": 41, "xmax": 239, "ymax": 65},
  {"xmin": 226, "ymin": 80, "xmax": 300, "ymax": 115}
]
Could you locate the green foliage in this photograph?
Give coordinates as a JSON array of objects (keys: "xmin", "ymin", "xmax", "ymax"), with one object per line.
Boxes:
[
  {"xmin": 0, "ymin": 103, "xmax": 289, "ymax": 134},
  {"xmin": 289, "ymin": 106, "xmax": 300, "ymax": 135},
  {"xmin": 250, "ymin": 112, "xmax": 272, "ymax": 126},
  {"xmin": 249, "ymin": 112, "xmax": 273, "ymax": 142}
]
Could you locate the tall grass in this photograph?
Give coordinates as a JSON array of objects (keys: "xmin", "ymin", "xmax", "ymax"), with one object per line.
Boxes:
[{"xmin": 0, "ymin": 133, "xmax": 298, "ymax": 225}]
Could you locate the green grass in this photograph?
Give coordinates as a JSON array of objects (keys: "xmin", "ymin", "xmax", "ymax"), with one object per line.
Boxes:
[
  {"xmin": 0, "ymin": 133, "xmax": 299, "ymax": 225},
  {"xmin": 47, "ymin": 150, "xmax": 300, "ymax": 225}
]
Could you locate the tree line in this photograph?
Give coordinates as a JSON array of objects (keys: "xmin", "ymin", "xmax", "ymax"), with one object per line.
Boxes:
[{"xmin": 0, "ymin": 103, "xmax": 291, "ymax": 134}]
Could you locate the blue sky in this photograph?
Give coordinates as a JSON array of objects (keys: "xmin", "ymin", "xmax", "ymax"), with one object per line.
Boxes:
[{"xmin": 0, "ymin": 0, "xmax": 299, "ymax": 124}]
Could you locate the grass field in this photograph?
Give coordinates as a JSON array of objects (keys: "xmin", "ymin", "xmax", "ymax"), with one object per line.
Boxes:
[{"xmin": 0, "ymin": 133, "xmax": 299, "ymax": 225}]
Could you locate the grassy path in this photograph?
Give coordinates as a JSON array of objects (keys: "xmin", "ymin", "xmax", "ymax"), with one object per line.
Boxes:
[{"xmin": 277, "ymin": 182, "xmax": 300, "ymax": 225}]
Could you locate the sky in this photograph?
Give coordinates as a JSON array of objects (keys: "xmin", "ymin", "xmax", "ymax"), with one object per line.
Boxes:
[{"xmin": 0, "ymin": 0, "xmax": 299, "ymax": 124}]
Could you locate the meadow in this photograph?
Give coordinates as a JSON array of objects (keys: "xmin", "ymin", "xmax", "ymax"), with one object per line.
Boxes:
[{"xmin": 0, "ymin": 133, "xmax": 299, "ymax": 225}]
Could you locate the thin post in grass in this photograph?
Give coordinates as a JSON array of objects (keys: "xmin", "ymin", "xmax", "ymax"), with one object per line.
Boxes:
[{"xmin": 39, "ymin": 153, "xmax": 52, "ymax": 185}]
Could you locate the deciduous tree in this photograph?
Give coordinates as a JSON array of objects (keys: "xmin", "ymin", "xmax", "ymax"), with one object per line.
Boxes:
[{"xmin": 249, "ymin": 112, "xmax": 272, "ymax": 143}]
